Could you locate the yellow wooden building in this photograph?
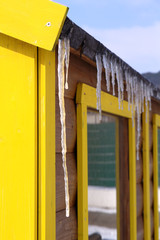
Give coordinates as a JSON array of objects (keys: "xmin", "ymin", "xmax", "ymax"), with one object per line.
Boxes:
[{"xmin": 1, "ymin": 1, "xmax": 160, "ymax": 240}]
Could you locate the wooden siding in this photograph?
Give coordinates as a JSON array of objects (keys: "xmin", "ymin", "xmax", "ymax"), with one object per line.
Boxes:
[{"xmin": 55, "ymin": 48, "xmax": 158, "ymax": 239}]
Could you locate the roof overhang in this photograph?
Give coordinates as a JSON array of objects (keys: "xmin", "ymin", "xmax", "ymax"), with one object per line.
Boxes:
[{"xmin": 0, "ymin": 0, "xmax": 68, "ymax": 51}]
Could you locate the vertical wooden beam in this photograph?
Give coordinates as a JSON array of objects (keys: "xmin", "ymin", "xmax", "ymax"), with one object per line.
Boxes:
[
  {"xmin": 129, "ymin": 119, "xmax": 137, "ymax": 240},
  {"xmin": 119, "ymin": 118, "xmax": 130, "ymax": 240},
  {"xmin": 153, "ymin": 114, "xmax": 160, "ymax": 240},
  {"xmin": 38, "ymin": 48, "xmax": 55, "ymax": 240},
  {"xmin": 143, "ymin": 105, "xmax": 151, "ymax": 240},
  {"xmin": 77, "ymin": 103, "xmax": 88, "ymax": 240}
]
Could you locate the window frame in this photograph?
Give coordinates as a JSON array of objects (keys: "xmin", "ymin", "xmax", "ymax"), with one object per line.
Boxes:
[
  {"xmin": 153, "ymin": 114, "xmax": 160, "ymax": 240},
  {"xmin": 76, "ymin": 83, "xmax": 137, "ymax": 240}
]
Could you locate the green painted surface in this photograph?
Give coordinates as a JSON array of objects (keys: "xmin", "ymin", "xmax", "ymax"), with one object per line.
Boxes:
[{"xmin": 88, "ymin": 122, "xmax": 116, "ymax": 187}]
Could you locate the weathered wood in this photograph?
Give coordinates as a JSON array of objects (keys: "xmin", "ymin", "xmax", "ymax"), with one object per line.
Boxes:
[
  {"xmin": 56, "ymin": 50, "xmax": 121, "ymax": 101},
  {"xmin": 56, "ymin": 95, "xmax": 77, "ymax": 153},
  {"xmin": 150, "ymin": 180, "xmax": 153, "ymax": 207},
  {"xmin": 136, "ymin": 152, "xmax": 143, "ymax": 183},
  {"xmin": 119, "ymin": 117, "xmax": 130, "ymax": 240},
  {"xmin": 137, "ymin": 183, "xmax": 143, "ymax": 217},
  {"xmin": 150, "ymin": 152, "xmax": 153, "ymax": 179},
  {"xmin": 56, "ymin": 153, "xmax": 77, "ymax": 212},
  {"xmin": 152, "ymin": 99, "xmax": 160, "ymax": 115},
  {"xmin": 56, "ymin": 207, "xmax": 77, "ymax": 240},
  {"xmin": 150, "ymin": 208, "xmax": 154, "ymax": 237},
  {"xmin": 137, "ymin": 216, "xmax": 144, "ymax": 240}
]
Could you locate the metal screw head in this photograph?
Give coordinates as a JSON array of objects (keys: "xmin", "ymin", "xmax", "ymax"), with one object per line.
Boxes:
[{"xmin": 46, "ymin": 22, "xmax": 51, "ymax": 27}]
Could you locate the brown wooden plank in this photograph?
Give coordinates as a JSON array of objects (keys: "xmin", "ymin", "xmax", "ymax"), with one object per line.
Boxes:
[
  {"xmin": 150, "ymin": 152, "xmax": 153, "ymax": 180},
  {"xmin": 119, "ymin": 117, "xmax": 130, "ymax": 240},
  {"xmin": 56, "ymin": 95, "xmax": 77, "ymax": 153},
  {"xmin": 137, "ymin": 183, "xmax": 143, "ymax": 217},
  {"xmin": 56, "ymin": 207, "xmax": 77, "ymax": 240},
  {"xmin": 151, "ymin": 208, "xmax": 154, "ymax": 237},
  {"xmin": 137, "ymin": 215, "xmax": 144, "ymax": 240},
  {"xmin": 136, "ymin": 152, "xmax": 143, "ymax": 183},
  {"xmin": 150, "ymin": 180, "xmax": 153, "ymax": 207},
  {"xmin": 151, "ymin": 99, "xmax": 160, "ymax": 115},
  {"xmin": 56, "ymin": 153, "xmax": 77, "ymax": 212}
]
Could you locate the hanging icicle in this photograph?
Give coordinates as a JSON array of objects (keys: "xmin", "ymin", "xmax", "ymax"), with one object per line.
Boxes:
[
  {"xmin": 102, "ymin": 54, "xmax": 111, "ymax": 92},
  {"xmin": 58, "ymin": 39, "xmax": 70, "ymax": 217},
  {"xmin": 96, "ymin": 54, "xmax": 103, "ymax": 121},
  {"xmin": 111, "ymin": 58, "xmax": 116, "ymax": 96},
  {"xmin": 96, "ymin": 51, "xmax": 154, "ymax": 161},
  {"xmin": 64, "ymin": 38, "xmax": 70, "ymax": 90},
  {"xmin": 115, "ymin": 63, "xmax": 122, "ymax": 109}
]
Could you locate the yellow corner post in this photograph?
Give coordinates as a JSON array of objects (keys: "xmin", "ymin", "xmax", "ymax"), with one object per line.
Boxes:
[
  {"xmin": 0, "ymin": 33, "xmax": 37, "ymax": 240},
  {"xmin": 153, "ymin": 114, "xmax": 160, "ymax": 240},
  {"xmin": 76, "ymin": 83, "xmax": 137, "ymax": 240},
  {"xmin": 38, "ymin": 48, "xmax": 56, "ymax": 240},
  {"xmin": 143, "ymin": 105, "xmax": 151, "ymax": 240},
  {"xmin": 0, "ymin": 0, "xmax": 68, "ymax": 50}
]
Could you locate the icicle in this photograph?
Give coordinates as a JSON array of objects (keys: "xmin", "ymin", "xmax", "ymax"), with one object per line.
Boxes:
[
  {"xmin": 58, "ymin": 39, "xmax": 70, "ymax": 217},
  {"xmin": 64, "ymin": 38, "xmax": 70, "ymax": 90},
  {"xmin": 111, "ymin": 59, "xmax": 116, "ymax": 96},
  {"xmin": 119, "ymin": 67, "xmax": 124, "ymax": 109},
  {"xmin": 102, "ymin": 54, "xmax": 111, "ymax": 92},
  {"xmin": 125, "ymin": 71, "xmax": 131, "ymax": 110},
  {"xmin": 141, "ymin": 80, "xmax": 144, "ymax": 113},
  {"xmin": 144, "ymin": 84, "xmax": 149, "ymax": 122},
  {"xmin": 116, "ymin": 63, "xmax": 121, "ymax": 109},
  {"xmin": 96, "ymin": 54, "xmax": 103, "ymax": 120},
  {"xmin": 135, "ymin": 81, "xmax": 141, "ymax": 160},
  {"xmin": 129, "ymin": 75, "xmax": 135, "ymax": 126}
]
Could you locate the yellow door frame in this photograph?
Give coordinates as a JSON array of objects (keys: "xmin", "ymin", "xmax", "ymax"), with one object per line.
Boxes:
[
  {"xmin": 76, "ymin": 83, "xmax": 137, "ymax": 240},
  {"xmin": 153, "ymin": 114, "xmax": 160, "ymax": 240}
]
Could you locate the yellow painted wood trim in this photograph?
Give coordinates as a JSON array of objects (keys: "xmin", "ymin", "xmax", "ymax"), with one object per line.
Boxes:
[
  {"xmin": 129, "ymin": 118, "xmax": 137, "ymax": 240},
  {"xmin": 77, "ymin": 103, "xmax": 88, "ymax": 240},
  {"xmin": 76, "ymin": 83, "xmax": 137, "ymax": 240},
  {"xmin": 153, "ymin": 114, "xmax": 160, "ymax": 240},
  {"xmin": 0, "ymin": 0, "xmax": 68, "ymax": 50},
  {"xmin": 38, "ymin": 48, "xmax": 56, "ymax": 239},
  {"xmin": 116, "ymin": 119, "xmax": 120, "ymax": 240},
  {"xmin": 143, "ymin": 105, "xmax": 151, "ymax": 240},
  {"xmin": 76, "ymin": 83, "xmax": 133, "ymax": 119}
]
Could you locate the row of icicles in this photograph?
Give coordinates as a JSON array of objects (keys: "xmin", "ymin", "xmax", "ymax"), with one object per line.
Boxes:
[
  {"xmin": 58, "ymin": 39, "xmax": 153, "ymax": 217},
  {"xmin": 96, "ymin": 53, "xmax": 153, "ymax": 162}
]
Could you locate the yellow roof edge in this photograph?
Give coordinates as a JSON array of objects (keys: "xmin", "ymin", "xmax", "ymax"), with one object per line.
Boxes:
[
  {"xmin": 52, "ymin": 6, "xmax": 69, "ymax": 51},
  {"xmin": 0, "ymin": 0, "xmax": 68, "ymax": 51}
]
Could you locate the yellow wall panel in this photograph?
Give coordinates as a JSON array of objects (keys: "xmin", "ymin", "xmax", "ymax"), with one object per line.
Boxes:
[{"xmin": 0, "ymin": 33, "xmax": 37, "ymax": 240}]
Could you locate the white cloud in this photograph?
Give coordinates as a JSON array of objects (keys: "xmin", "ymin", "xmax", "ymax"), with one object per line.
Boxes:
[{"xmin": 83, "ymin": 22, "xmax": 160, "ymax": 73}]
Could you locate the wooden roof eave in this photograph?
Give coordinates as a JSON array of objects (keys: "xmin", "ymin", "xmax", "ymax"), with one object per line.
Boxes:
[{"xmin": 60, "ymin": 17, "xmax": 160, "ymax": 101}]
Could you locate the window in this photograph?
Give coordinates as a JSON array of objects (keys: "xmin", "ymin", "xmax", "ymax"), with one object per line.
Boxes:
[
  {"xmin": 76, "ymin": 83, "xmax": 137, "ymax": 240},
  {"xmin": 87, "ymin": 112, "xmax": 118, "ymax": 239}
]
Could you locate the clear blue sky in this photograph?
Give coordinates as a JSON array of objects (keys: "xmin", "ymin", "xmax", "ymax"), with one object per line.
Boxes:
[{"xmin": 55, "ymin": 0, "xmax": 160, "ymax": 73}]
